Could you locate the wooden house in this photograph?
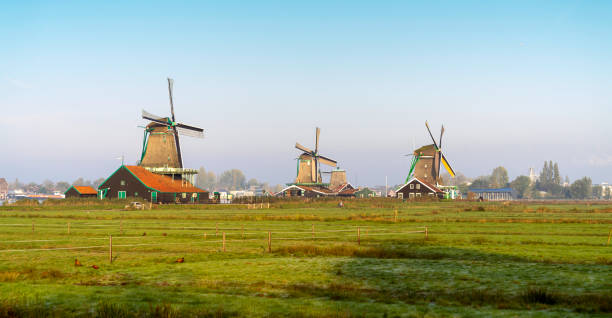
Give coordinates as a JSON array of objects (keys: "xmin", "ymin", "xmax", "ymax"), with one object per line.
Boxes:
[
  {"xmin": 64, "ymin": 186, "xmax": 97, "ymax": 198},
  {"xmin": 395, "ymin": 177, "xmax": 444, "ymax": 200},
  {"xmin": 98, "ymin": 165, "xmax": 209, "ymax": 204}
]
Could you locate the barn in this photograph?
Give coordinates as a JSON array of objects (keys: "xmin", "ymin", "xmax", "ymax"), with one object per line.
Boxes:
[
  {"xmin": 64, "ymin": 186, "xmax": 98, "ymax": 198},
  {"xmin": 395, "ymin": 177, "xmax": 444, "ymax": 200},
  {"xmin": 98, "ymin": 165, "xmax": 209, "ymax": 204}
]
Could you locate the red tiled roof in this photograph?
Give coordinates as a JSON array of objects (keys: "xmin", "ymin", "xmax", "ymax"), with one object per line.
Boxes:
[
  {"xmin": 124, "ymin": 166, "xmax": 207, "ymax": 193},
  {"xmin": 74, "ymin": 186, "xmax": 97, "ymax": 195}
]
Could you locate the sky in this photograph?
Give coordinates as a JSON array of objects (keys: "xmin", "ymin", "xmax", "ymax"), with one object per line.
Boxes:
[{"xmin": 1, "ymin": 0, "xmax": 611, "ymax": 186}]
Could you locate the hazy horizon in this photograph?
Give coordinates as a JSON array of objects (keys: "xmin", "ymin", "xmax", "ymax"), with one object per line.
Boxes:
[{"xmin": 2, "ymin": 1, "xmax": 611, "ymax": 186}]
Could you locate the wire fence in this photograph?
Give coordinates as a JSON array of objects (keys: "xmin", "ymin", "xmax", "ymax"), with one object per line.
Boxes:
[{"xmin": 0, "ymin": 222, "xmax": 429, "ymax": 257}]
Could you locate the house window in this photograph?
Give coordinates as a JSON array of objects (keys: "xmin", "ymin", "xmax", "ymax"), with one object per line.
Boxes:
[
  {"xmin": 410, "ymin": 184, "xmax": 414, "ymax": 189},
  {"xmin": 416, "ymin": 193, "xmax": 422, "ymax": 197},
  {"xmin": 416, "ymin": 184, "xmax": 421, "ymax": 190},
  {"xmin": 424, "ymin": 164, "xmax": 428, "ymax": 168},
  {"xmin": 398, "ymin": 193, "xmax": 404, "ymax": 199},
  {"xmin": 424, "ymin": 174, "xmax": 427, "ymax": 178},
  {"xmin": 192, "ymin": 193, "xmax": 197, "ymax": 198},
  {"xmin": 428, "ymin": 193, "xmax": 434, "ymax": 196},
  {"xmin": 134, "ymin": 192, "xmax": 138, "ymax": 197},
  {"xmin": 182, "ymin": 193, "xmax": 187, "ymax": 199},
  {"xmin": 120, "ymin": 180, "xmax": 126, "ymax": 186},
  {"xmin": 118, "ymin": 191, "xmax": 126, "ymax": 199},
  {"xmin": 409, "ymin": 193, "xmax": 415, "ymax": 199}
]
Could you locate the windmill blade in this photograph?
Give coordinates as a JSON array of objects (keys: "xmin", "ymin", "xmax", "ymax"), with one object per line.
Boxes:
[
  {"xmin": 440, "ymin": 153, "xmax": 455, "ymax": 177},
  {"xmin": 142, "ymin": 110, "xmax": 165, "ymax": 121},
  {"xmin": 317, "ymin": 155, "xmax": 337, "ymax": 167},
  {"xmin": 176, "ymin": 126, "xmax": 204, "ymax": 138},
  {"xmin": 315, "ymin": 127, "xmax": 320, "ymax": 154},
  {"xmin": 172, "ymin": 126, "xmax": 183, "ymax": 168},
  {"xmin": 439, "ymin": 125, "xmax": 445, "ymax": 149},
  {"xmin": 143, "ymin": 116, "xmax": 170, "ymax": 127},
  {"xmin": 295, "ymin": 142, "xmax": 313, "ymax": 154},
  {"xmin": 176, "ymin": 122, "xmax": 203, "ymax": 132},
  {"xmin": 167, "ymin": 78, "xmax": 176, "ymax": 122},
  {"xmin": 425, "ymin": 121, "xmax": 440, "ymax": 150},
  {"xmin": 311, "ymin": 157, "xmax": 317, "ymax": 183}
]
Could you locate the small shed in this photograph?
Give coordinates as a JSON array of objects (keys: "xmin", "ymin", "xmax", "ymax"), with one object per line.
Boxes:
[
  {"xmin": 65, "ymin": 186, "xmax": 98, "ymax": 198},
  {"xmin": 395, "ymin": 177, "xmax": 444, "ymax": 200},
  {"xmin": 468, "ymin": 188, "xmax": 514, "ymax": 201}
]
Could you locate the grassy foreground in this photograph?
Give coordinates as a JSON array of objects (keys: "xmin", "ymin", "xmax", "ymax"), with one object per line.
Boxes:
[{"xmin": 0, "ymin": 199, "xmax": 611, "ymax": 317}]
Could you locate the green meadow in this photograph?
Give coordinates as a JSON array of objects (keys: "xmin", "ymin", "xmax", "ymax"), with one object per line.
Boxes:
[{"xmin": 0, "ymin": 199, "xmax": 610, "ymax": 317}]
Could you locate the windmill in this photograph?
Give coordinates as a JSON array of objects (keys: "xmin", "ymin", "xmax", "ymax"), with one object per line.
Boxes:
[
  {"xmin": 139, "ymin": 78, "xmax": 204, "ymax": 169},
  {"xmin": 294, "ymin": 127, "xmax": 337, "ymax": 184},
  {"xmin": 405, "ymin": 121, "xmax": 455, "ymax": 186}
]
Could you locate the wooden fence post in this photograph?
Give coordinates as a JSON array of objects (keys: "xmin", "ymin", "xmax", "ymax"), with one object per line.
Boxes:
[
  {"xmin": 204, "ymin": 233, "xmax": 207, "ymax": 240},
  {"xmin": 67, "ymin": 222, "xmax": 70, "ymax": 235},
  {"xmin": 394, "ymin": 210, "xmax": 398, "ymax": 223},
  {"xmin": 109, "ymin": 235, "xmax": 113, "ymax": 263},
  {"xmin": 222, "ymin": 232, "xmax": 226, "ymax": 252},
  {"xmin": 268, "ymin": 231, "xmax": 271, "ymax": 253},
  {"xmin": 357, "ymin": 227, "xmax": 361, "ymax": 245},
  {"xmin": 425, "ymin": 226, "xmax": 428, "ymax": 240},
  {"xmin": 607, "ymin": 229, "xmax": 612, "ymax": 245}
]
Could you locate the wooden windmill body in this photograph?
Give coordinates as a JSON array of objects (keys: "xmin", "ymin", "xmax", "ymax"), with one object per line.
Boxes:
[
  {"xmin": 139, "ymin": 78, "xmax": 204, "ymax": 183},
  {"xmin": 294, "ymin": 128, "xmax": 337, "ymax": 185},
  {"xmin": 406, "ymin": 122, "xmax": 455, "ymax": 187}
]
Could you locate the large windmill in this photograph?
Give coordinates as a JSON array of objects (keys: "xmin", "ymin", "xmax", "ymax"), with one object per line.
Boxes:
[
  {"xmin": 139, "ymin": 78, "xmax": 204, "ymax": 170},
  {"xmin": 405, "ymin": 121, "xmax": 455, "ymax": 186},
  {"xmin": 294, "ymin": 127, "xmax": 337, "ymax": 184}
]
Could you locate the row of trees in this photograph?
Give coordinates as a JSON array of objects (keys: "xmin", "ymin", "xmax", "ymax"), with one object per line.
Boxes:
[
  {"xmin": 196, "ymin": 167, "xmax": 282, "ymax": 193},
  {"xmin": 465, "ymin": 162, "xmax": 598, "ymax": 200},
  {"xmin": 8, "ymin": 178, "xmax": 105, "ymax": 194}
]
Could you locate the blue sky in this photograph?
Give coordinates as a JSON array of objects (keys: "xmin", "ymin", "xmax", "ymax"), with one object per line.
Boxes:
[{"xmin": 1, "ymin": 1, "xmax": 611, "ymax": 186}]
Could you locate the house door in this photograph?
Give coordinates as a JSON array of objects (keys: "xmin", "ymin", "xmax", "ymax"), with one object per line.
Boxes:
[
  {"xmin": 151, "ymin": 191, "xmax": 157, "ymax": 203},
  {"xmin": 118, "ymin": 191, "xmax": 126, "ymax": 199}
]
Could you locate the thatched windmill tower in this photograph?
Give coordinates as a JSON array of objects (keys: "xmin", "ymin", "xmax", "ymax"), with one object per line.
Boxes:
[
  {"xmin": 294, "ymin": 127, "xmax": 337, "ymax": 184},
  {"xmin": 406, "ymin": 121, "xmax": 455, "ymax": 187},
  {"xmin": 139, "ymin": 78, "xmax": 204, "ymax": 183}
]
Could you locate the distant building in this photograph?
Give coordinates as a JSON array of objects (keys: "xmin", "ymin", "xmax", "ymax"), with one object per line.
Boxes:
[
  {"xmin": 468, "ymin": 188, "xmax": 514, "ymax": 201},
  {"xmin": 65, "ymin": 186, "xmax": 97, "ymax": 198},
  {"xmin": 98, "ymin": 165, "xmax": 209, "ymax": 204},
  {"xmin": 395, "ymin": 177, "xmax": 445, "ymax": 199},
  {"xmin": 0, "ymin": 178, "xmax": 7, "ymax": 200},
  {"xmin": 528, "ymin": 167, "xmax": 538, "ymax": 185},
  {"xmin": 354, "ymin": 187, "xmax": 376, "ymax": 198}
]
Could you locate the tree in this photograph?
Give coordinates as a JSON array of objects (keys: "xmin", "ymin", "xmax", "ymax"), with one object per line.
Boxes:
[
  {"xmin": 510, "ymin": 176, "xmax": 531, "ymax": 199},
  {"xmin": 470, "ymin": 176, "xmax": 490, "ymax": 189},
  {"xmin": 196, "ymin": 167, "xmax": 217, "ymax": 191},
  {"xmin": 55, "ymin": 181, "xmax": 70, "ymax": 192},
  {"xmin": 40, "ymin": 180, "xmax": 55, "ymax": 194},
  {"xmin": 490, "ymin": 166, "xmax": 509, "ymax": 188},
  {"xmin": 553, "ymin": 163, "xmax": 561, "ymax": 186},
  {"xmin": 92, "ymin": 178, "xmax": 105, "ymax": 189},
  {"xmin": 247, "ymin": 178, "xmax": 259, "ymax": 188},
  {"xmin": 72, "ymin": 178, "xmax": 92, "ymax": 187},
  {"xmin": 218, "ymin": 169, "xmax": 246, "ymax": 190},
  {"xmin": 569, "ymin": 177, "xmax": 592, "ymax": 200}
]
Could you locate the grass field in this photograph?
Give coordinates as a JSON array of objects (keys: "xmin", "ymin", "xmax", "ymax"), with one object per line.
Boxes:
[{"xmin": 0, "ymin": 199, "xmax": 611, "ymax": 317}]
